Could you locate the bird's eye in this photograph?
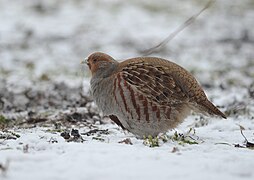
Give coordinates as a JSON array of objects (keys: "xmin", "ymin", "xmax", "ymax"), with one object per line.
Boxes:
[{"xmin": 93, "ymin": 59, "xmax": 97, "ymax": 63}]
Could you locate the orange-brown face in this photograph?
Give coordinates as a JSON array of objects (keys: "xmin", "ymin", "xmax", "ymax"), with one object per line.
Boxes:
[{"xmin": 86, "ymin": 52, "xmax": 115, "ymax": 75}]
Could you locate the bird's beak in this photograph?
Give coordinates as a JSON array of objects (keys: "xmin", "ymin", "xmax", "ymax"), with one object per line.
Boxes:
[
  {"xmin": 81, "ymin": 57, "xmax": 91, "ymax": 69},
  {"xmin": 81, "ymin": 57, "xmax": 88, "ymax": 65}
]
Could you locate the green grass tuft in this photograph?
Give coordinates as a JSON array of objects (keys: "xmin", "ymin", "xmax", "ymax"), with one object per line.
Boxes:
[
  {"xmin": 0, "ymin": 115, "xmax": 9, "ymax": 126},
  {"xmin": 143, "ymin": 135, "xmax": 159, "ymax": 147}
]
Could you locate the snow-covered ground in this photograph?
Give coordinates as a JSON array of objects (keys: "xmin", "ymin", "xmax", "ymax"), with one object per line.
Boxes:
[
  {"xmin": 1, "ymin": 117, "xmax": 254, "ymax": 180},
  {"xmin": 0, "ymin": 0, "xmax": 254, "ymax": 180}
]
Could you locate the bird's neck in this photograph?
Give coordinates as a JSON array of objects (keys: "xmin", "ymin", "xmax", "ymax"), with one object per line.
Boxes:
[
  {"xmin": 90, "ymin": 72, "xmax": 116, "ymax": 115},
  {"xmin": 92, "ymin": 62, "xmax": 118, "ymax": 79}
]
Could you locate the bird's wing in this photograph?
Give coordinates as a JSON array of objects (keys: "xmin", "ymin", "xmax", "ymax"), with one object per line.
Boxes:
[
  {"xmin": 117, "ymin": 57, "xmax": 194, "ymax": 106},
  {"xmin": 118, "ymin": 57, "xmax": 226, "ymax": 118}
]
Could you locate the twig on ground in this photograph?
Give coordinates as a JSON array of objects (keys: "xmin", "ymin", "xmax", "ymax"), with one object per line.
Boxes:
[{"xmin": 235, "ymin": 124, "xmax": 254, "ymax": 149}]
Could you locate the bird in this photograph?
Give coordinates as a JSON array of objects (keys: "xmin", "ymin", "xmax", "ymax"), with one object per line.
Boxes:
[{"xmin": 83, "ymin": 52, "xmax": 226, "ymax": 138}]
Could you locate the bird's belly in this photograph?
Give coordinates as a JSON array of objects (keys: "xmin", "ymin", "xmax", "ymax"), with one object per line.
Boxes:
[
  {"xmin": 114, "ymin": 112, "xmax": 172, "ymax": 137},
  {"xmin": 112, "ymin": 99, "xmax": 190, "ymax": 138}
]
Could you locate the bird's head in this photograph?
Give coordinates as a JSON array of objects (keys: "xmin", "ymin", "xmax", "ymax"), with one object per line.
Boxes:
[{"xmin": 83, "ymin": 52, "xmax": 118, "ymax": 78}]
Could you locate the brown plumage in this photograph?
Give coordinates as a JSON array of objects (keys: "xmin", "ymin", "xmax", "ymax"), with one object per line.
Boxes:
[{"xmin": 84, "ymin": 52, "xmax": 226, "ymax": 138}]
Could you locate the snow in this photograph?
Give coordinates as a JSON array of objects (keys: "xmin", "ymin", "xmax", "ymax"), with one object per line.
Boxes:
[
  {"xmin": 1, "ymin": 118, "xmax": 254, "ymax": 180},
  {"xmin": 0, "ymin": 0, "xmax": 254, "ymax": 180}
]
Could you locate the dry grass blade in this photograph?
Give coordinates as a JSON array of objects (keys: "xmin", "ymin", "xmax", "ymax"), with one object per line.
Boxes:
[
  {"xmin": 142, "ymin": 0, "xmax": 215, "ymax": 56},
  {"xmin": 236, "ymin": 124, "xmax": 254, "ymax": 150}
]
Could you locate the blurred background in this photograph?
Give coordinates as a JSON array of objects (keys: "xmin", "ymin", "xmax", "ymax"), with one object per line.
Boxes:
[{"xmin": 0, "ymin": 0, "xmax": 253, "ymax": 119}]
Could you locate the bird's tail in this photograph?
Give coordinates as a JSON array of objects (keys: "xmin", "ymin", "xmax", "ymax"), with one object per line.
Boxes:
[
  {"xmin": 199, "ymin": 100, "xmax": 227, "ymax": 119},
  {"xmin": 190, "ymin": 100, "xmax": 227, "ymax": 119}
]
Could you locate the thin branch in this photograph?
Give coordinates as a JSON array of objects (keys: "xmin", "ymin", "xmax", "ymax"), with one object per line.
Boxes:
[{"xmin": 142, "ymin": 0, "xmax": 215, "ymax": 56}]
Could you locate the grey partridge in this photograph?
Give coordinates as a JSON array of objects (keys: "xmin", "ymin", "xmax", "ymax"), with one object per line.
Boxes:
[{"xmin": 84, "ymin": 52, "xmax": 226, "ymax": 138}]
